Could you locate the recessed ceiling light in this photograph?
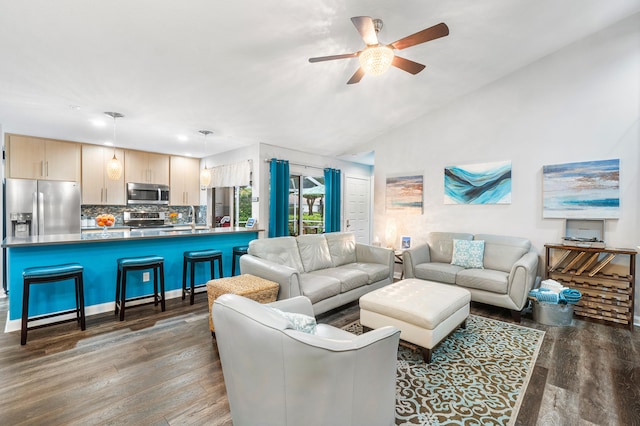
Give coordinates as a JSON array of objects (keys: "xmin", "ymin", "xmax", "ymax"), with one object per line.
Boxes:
[
  {"xmin": 69, "ymin": 104, "xmax": 81, "ymax": 111},
  {"xmin": 185, "ymin": 152, "xmax": 192, "ymax": 157},
  {"xmin": 104, "ymin": 141, "xmax": 114, "ymax": 146},
  {"xmin": 91, "ymin": 119, "xmax": 107, "ymax": 127},
  {"xmin": 177, "ymin": 135, "xmax": 188, "ymax": 142}
]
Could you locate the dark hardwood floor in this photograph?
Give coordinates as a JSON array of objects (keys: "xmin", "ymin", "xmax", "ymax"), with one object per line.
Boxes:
[{"xmin": 0, "ymin": 293, "xmax": 638, "ymax": 425}]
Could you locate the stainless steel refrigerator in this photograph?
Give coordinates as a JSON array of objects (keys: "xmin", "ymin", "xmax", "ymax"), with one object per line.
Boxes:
[{"xmin": 5, "ymin": 179, "xmax": 81, "ymax": 237}]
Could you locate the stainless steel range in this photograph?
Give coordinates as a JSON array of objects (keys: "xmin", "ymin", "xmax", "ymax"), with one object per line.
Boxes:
[{"xmin": 123, "ymin": 211, "xmax": 172, "ymax": 229}]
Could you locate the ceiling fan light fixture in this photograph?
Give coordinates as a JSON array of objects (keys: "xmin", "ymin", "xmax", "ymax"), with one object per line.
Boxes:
[{"xmin": 359, "ymin": 45, "xmax": 394, "ymax": 76}]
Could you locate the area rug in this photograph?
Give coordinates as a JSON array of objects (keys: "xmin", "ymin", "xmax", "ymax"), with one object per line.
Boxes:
[{"xmin": 342, "ymin": 315, "xmax": 545, "ymax": 426}]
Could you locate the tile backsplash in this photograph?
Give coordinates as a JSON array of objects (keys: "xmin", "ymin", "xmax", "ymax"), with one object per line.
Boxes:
[{"xmin": 81, "ymin": 204, "xmax": 207, "ymax": 226}]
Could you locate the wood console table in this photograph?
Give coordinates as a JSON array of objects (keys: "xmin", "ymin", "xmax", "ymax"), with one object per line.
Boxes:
[{"xmin": 544, "ymin": 244, "xmax": 636, "ymax": 330}]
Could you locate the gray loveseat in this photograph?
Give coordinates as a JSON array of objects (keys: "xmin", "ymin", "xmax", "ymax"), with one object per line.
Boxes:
[
  {"xmin": 240, "ymin": 232, "xmax": 394, "ymax": 315},
  {"xmin": 403, "ymin": 232, "xmax": 538, "ymax": 320}
]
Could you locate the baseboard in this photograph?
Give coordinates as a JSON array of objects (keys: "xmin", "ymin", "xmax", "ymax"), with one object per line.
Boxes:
[{"xmin": 4, "ymin": 289, "xmax": 183, "ymax": 333}]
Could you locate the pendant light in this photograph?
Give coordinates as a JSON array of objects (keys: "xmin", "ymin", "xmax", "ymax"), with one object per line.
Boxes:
[
  {"xmin": 199, "ymin": 130, "xmax": 212, "ymax": 188},
  {"xmin": 104, "ymin": 112, "xmax": 124, "ymax": 180}
]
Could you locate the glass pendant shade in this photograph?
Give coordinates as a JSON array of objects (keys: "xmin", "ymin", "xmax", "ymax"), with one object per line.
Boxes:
[
  {"xmin": 200, "ymin": 168, "xmax": 211, "ymax": 187},
  {"xmin": 359, "ymin": 45, "xmax": 394, "ymax": 76},
  {"xmin": 104, "ymin": 111, "xmax": 124, "ymax": 181},
  {"xmin": 107, "ymin": 154, "xmax": 123, "ymax": 180}
]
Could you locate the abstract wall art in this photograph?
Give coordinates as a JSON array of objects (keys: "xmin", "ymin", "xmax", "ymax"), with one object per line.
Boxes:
[
  {"xmin": 542, "ymin": 158, "xmax": 620, "ymax": 218},
  {"xmin": 444, "ymin": 160, "xmax": 512, "ymax": 205},
  {"xmin": 385, "ymin": 174, "xmax": 423, "ymax": 214}
]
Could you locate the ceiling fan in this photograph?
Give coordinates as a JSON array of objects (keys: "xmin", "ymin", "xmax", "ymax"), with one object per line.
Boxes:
[{"xmin": 309, "ymin": 16, "xmax": 449, "ymax": 84}]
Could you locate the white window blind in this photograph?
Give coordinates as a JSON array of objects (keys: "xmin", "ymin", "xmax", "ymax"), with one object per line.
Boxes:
[{"xmin": 207, "ymin": 160, "xmax": 252, "ymax": 188}]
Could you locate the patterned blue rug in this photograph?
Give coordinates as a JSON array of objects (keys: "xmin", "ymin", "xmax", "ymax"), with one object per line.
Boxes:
[{"xmin": 343, "ymin": 315, "xmax": 544, "ymax": 425}]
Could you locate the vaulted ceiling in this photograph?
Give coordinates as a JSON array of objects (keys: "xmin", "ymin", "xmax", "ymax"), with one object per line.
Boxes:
[{"xmin": 0, "ymin": 1, "xmax": 638, "ymax": 164}]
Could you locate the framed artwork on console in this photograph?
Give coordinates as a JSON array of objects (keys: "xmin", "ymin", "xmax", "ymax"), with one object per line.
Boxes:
[{"xmin": 542, "ymin": 158, "xmax": 619, "ymax": 219}]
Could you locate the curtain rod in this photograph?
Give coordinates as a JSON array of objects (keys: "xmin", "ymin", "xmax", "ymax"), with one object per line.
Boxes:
[{"xmin": 263, "ymin": 158, "xmax": 327, "ymax": 171}]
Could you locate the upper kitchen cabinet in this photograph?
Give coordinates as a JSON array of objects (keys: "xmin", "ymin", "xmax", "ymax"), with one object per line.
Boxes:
[
  {"xmin": 124, "ymin": 150, "xmax": 169, "ymax": 185},
  {"xmin": 81, "ymin": 144, "xmax": 125, "ymax": 205},
  {"xmin": 6, "ymin": 134, "xmax": 81, "ymax": 181},
  {"xmin": 170, "ymin": 156, "xmax": 201, "ymax": 205}
]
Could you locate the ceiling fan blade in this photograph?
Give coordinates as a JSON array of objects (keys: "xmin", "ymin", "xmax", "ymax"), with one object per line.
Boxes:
[
  {"xmin": 389, "ymin": 22, "xmax": 449, "ymax": 51},
  {"xmin": 391, "ymin": 56, "xmax": 426, "ymax": 75},
  {"xmin": 351, "ymin": 16, "xmax": 378, "ymax": 46},
  {"xmin": 309, "ymin": 53, "xmax": 358, "ymax": 63},
  {"xmin": 347, "ymin": 68, "xmax": 365, "ymax": 85}
]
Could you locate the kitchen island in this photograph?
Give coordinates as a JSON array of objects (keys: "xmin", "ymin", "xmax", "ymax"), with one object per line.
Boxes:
[{"xmin": 2, "ymin": 227, "xmax": 261, "ymax": 332}]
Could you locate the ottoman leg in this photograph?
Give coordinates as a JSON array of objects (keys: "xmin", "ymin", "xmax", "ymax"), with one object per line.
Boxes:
[{"xmin": 461, "ymin": 319, "xmax": 467, "ymax": 329}]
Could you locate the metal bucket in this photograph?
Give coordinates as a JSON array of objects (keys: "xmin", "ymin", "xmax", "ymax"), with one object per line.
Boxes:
[{"xmin": 533, "ymin": 302, "xmax": 574, "ymax": 326}]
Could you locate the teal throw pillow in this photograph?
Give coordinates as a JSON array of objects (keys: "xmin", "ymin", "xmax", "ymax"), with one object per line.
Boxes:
[
  {"xmin": 451, "ymin": 239, "xmax": 485, "ymax": 269},
  {"xmin": 270, "ymin": 307, "xmax": 317, "ymax": 334}
]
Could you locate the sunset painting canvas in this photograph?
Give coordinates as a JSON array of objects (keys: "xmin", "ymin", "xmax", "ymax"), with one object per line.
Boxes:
[
  {"xmin": 542, "ymin": 158, "xmax": 619, "ymax": 218},
  {"xmin": 385, "ymin": 175, "xmax": 423, "ymax": 214}
]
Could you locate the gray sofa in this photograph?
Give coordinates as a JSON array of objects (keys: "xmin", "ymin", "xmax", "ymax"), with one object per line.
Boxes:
[
  {"xmin": 239, "ymin": 232, "xmax": 394, "ymax": 315},
  {"xmin": 403, "ymin": 232, "xmax": 538, "ymax": 319}
]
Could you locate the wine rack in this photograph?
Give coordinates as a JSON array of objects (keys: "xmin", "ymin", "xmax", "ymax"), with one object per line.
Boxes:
[{"xmin": 544, "ymin": 244, "xmax": 636, "ymax": 330}]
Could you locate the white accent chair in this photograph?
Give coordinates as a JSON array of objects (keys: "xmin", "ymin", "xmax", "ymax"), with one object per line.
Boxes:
[{"xmin": 212, "ymin": 294, "xmax": 401, "ymax": 426}]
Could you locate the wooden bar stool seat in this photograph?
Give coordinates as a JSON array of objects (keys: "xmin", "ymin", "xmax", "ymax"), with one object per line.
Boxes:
[
  {"xmin": 21, "ymin": 263, "xmax": 86, "ymax": 345},
  {"xmin": 183, "ymin": 249, "xmax": 223, "ymax": 305},
  {"xmin": 231, "ymin": 246, "xmax": 249, "ymax": 276},
  {"xmin": 115, "ymin": 255, "xmax": 165, "ymax": 321}
]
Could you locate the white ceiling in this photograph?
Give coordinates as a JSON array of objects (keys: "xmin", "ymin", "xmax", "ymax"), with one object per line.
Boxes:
[{"xmin": 0, "ymin": 0, "xmax": 638, "ymax": 164}]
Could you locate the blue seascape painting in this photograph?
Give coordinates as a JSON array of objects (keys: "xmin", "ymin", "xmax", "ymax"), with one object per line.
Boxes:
[
  {"xmin": 444, "ymin": 160, "xmax": 512, "ymax": 204},
  {"xmin": 543, "ymin": 158, "xmax": 619, "ymax": 218}
]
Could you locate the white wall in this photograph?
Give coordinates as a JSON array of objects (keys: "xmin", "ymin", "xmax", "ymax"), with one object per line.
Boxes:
[{"xmin": 368, "ymin": 14, "xmax": 640, "ymax": 319}]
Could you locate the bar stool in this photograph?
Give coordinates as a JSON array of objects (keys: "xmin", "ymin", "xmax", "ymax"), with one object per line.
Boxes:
[
  {"xmin": 183, "ymin": 249, "xmax": 223, "ymax": 305},
  {"xmin": 21, "ymin": 263, "xmax": 86, "ymax": 345},
  {"xmin": 232, "ymin": 246, "xmax": 249, "ymax": 276},
  {"xmin": 115, "ymin": 255, "xmax": 165, "ymax": 321}
]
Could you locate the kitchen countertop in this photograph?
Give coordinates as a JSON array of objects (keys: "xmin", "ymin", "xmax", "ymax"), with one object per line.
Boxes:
[{"xmin": 2, "ymin": 226, "xmax": 261, "ymax": 248}]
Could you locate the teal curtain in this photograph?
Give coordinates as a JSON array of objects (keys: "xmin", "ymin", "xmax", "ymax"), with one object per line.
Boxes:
[
  {"xmin": 269, "ymin": 159, "xmax": 290, "ymax": 237},
  {"xmin": 324, "ymin": 168, "xmax": 341, "ymax": 233}
]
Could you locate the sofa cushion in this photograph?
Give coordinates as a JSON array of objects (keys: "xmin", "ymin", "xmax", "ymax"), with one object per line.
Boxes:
[
  {"xmin": 456, "ymin": 268, "xmax": 509, "ymax": 294},
  {"xmin": 248, "ymin": 236, "xmax": 304, "ymax": 273},
  {"xmin": 324, "ymin": 232, "xmax": 357, "ymax": 266},
  {"xmin": 451, "ymin": 239, "xmax": 485, "ymax": 269},
  {"xmin": 296, "ymin": 234, "xmax": 333, "ymax": 272},
  {"xmin": 308, "ymin": 267, "xmax": 368, "ymax": 293},
  {"xmin": 299, "ymin": 274, "xmax": 341, "ymax": 304},
  {"xmin": 428, "ymin": 232, "xmax": 474, "ymax": 263},
  {"xmin": 475, "ymin": 234, "xmax": 530, "ymax": 273},
  {"xmin": 414, "ymin": 262, "xmax": 464, "ymax": 284},
  {"xmin": 339, "ymin": 262, "xmax": 390, "ymax": 284}
]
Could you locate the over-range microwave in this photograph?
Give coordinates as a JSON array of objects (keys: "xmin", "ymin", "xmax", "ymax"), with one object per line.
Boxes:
[{"xmin": 126, "ymin": 182, "xmax": 170, "ymax": 205}]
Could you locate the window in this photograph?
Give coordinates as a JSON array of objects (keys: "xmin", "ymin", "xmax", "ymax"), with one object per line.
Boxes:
[
  {"xmin": 235, "ymin": 186, "xmax": 252, "ymax": 227},
  {"xmin": 289, "ymin": 175, "xmax": 324, "ymax": 236},
  {"xmin": 212, "ymin": 185, "xmax": 252, "ymax": 227}
]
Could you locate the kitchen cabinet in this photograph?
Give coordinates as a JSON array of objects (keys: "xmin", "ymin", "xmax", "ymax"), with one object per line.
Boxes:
[
  {"xmin": 545, "ymin": 244, "xmax": 636, "ymax": 330},
  {"xmin": 6, "ymin": 134, "xmax": 81, "ymax": 181},
  {"xmin": 170, "ymin": 156, "xmax": 201, "ymax": 205},
  {"xmin": 81, "ymin": 144, "xmax": 126, "ymax": 205},
  {"xmin": 124, "ymin": 150, "xmax": 169, "ymax": 185}
]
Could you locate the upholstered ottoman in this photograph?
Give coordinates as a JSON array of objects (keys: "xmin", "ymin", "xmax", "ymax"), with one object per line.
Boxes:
[
  {"xmin": 206, "ymin": 274, "xmax": 279, "ymax": 334},
  {"xmin": 359, "ymin": 278, "xmax": 470, "ymax": 363}
]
